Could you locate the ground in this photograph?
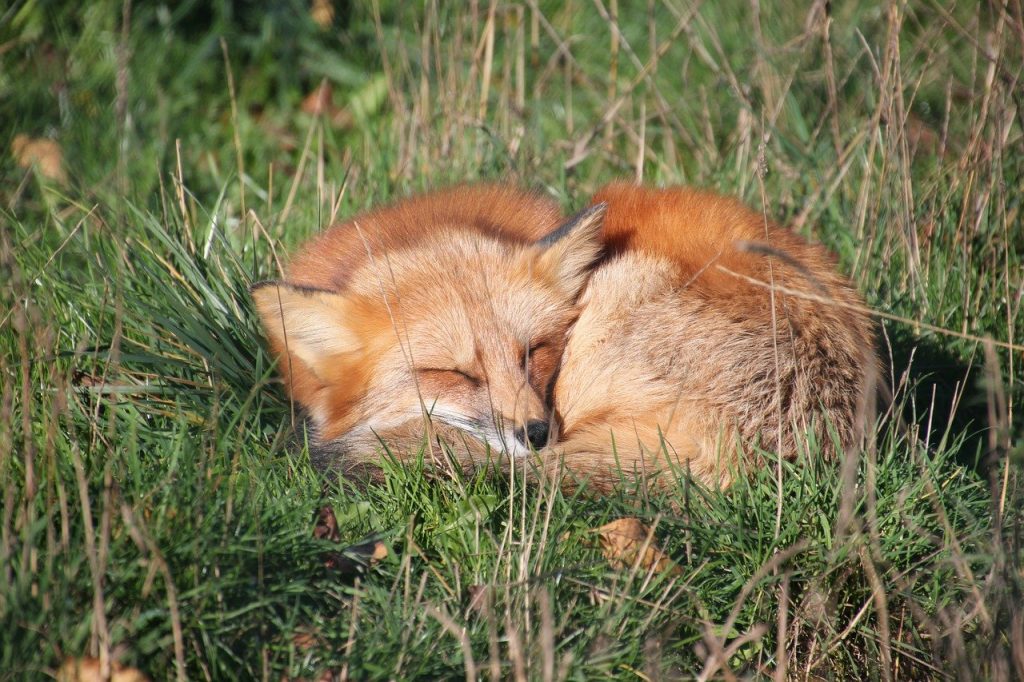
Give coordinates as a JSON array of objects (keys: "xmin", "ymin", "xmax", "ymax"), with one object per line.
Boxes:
[{"xmin": 1, "ymin": 1, "xmax": 1022, "ymax": 679}]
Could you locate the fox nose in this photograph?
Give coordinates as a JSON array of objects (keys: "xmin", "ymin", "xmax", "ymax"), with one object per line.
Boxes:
[{"xmin": 515, "ymin": 420, "xmax": 550, "ymax": 449}]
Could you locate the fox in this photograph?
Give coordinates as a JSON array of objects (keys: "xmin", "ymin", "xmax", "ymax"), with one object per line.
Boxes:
[
  {"xmin": 251, "ymin": 184, "xmax": 605, "ymax": 476},
  {"xmin": 252, "ymin": 182, "xmax": 878, "ymax": 490}
]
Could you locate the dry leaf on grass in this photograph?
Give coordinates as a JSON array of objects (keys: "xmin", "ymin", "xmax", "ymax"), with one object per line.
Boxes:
[
  {"xmin": 597, "ymin": 517, "xmax": 681, "ymax": 576},
  {"xmin": 301, "ymin": 82, "xmax": 333, "ymax": 116},
  {"xmin": 282, "ymin": 627, "xmax": 340, "ymax": 681},
  {"xmin": 313, "ymin": 505, "xmax": 388, "ymax": 574},
  {"xmin": 292, "ymin": 626, "xmax": 323, "ymax": 652},
  {"xmin": 310, "ymin": 0, "xmax": 334, "ymax": 28},
  {"xmin": 313, "ymin": 504, "xmax": 342, "ymax": 542},
  {"xmin": 56, "ymin": 658, "xmax": 150, "ymax": 682},
  {"xmin": 300, "ymin": 82, "xmax": 354, "ymax": 128},
  {"xmin": 11, "ymin": 134, "xmax": 67, "ymax": 184}
]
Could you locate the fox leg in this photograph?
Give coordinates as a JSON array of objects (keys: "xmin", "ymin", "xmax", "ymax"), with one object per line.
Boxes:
[{"xmin": 531, "ymin": 416, "xmax": 739, "ymax": 494}]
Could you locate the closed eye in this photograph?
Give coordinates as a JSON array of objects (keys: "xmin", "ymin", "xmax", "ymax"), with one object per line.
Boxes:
[
  {"xmin": 419, "ymin": 367, "xmax": 482, "ymax": 387},
  {"xmin": 521, "ymin": 341, "xmax": 549, "ymax": 366}
]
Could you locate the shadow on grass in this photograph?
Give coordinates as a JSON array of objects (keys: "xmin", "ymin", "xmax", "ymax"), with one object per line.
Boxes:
[{"xmin": 882, "ymin": 322, "xmax": 992, "ymax": 473}]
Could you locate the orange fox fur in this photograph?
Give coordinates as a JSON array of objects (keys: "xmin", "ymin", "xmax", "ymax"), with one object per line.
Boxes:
[
  {"xmin": 548, "ymin": 183, "xmax": 877, "ymax": 489},
  {"xmin": 252, "ymin": 185, "xmax": 604, "ymax": 472},
  {"xmin": 252, "ymin": 182, "xmax": 877, "ymax": 490}
]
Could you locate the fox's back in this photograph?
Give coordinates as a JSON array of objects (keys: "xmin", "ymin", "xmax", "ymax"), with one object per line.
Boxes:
[
  {"xmin": 286, "ymin": 184, "xmax": 564, "ymax": 290},
  {"xmin": 552, "ymin": 183, "xmax": 877, "ymax": 487},
  {"xmin": 592, "ymin": 182, "xmax": 858, "ymax": 304}
]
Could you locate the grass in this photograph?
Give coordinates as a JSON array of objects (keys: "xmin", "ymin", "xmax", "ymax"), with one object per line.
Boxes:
[{"xmin": 1, "ymin": 0, "xmax": 1022, "ymax": 679}]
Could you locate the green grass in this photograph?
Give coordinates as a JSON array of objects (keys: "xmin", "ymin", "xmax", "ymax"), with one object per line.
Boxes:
[{"xmin": 2, "ymin": 1, "xmax": 1022, "ymax": 679}]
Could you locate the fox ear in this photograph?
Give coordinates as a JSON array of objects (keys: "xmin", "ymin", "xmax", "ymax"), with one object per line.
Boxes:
[
  {"xmin": 251, "ymin": 282, "xmax": 360, "ymax": 379},
  {"xmin": 534, "ymin": 202, "xmax": 606, "ymax": 298}
]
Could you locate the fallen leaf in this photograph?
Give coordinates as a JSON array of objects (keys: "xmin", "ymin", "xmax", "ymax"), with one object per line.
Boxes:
[
  {"xmin": 300, "ymin": 82, "xmax": 354, "ymax": 129},
  {"xmin": 56, "ymin": 658, "xmax": 150, "ymax": 682},
  {"xmin": 310, "ymin": 0, "xmax": 334, "ymax": 28},
  {"xmin": 278, "ymin": 627, "xmax": 342, "ymax": 681},
  {"xmin": 12, "ymin": 134, "xmax": 67, "ymax": 184},
  {"xmin": 301, "ymin": 82, "xmax": 333, "ymax": 116},
  {"xmin": 313, "ymin": 505, "xmax": 341, "ymax": 542},
  {"xmin": 292, "ymin": 627, "xmax": 322, "ymax": 651},
  {"xmin": 596, "ymin": 517, "xmax": 681, "ymax": 576},
  {"xmin": 313, "ymin": 504, "xmax": 388, "ymax": 575}
]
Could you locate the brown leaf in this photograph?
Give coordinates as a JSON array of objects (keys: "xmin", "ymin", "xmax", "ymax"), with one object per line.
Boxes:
[
  {"xmin": 314, "ymin": 505, "xmax": 388, "ymax": 575},
  {"xmin": 310, "ymin": 0, "xmax": 334, "ymax": 28},
  {"xmin": 56, "ymin": 658, "xmax": 150, "ymax": 682},
  {"xmin": 301, "ymin": 82, "xmax": 333, "ymax": 116},
  {"xmin": 597, "ymin": 517, "xmax": 681, "ymax": 576},
  {"xmin": 279, "ymin": 628, "xmax": 342, "ymax": 681},
  {"xmin": 313, "ymin": 505, "xmax": 341, "ymax": 543},
  {"xmin": 292, "ymin": 627, "xmax": 322, "ymax": 652},
  {"xmin": 300, "ymin": 82, "xmax": 353, "ymax": 129},
  {"xmin": 12, "ymin": 134, "xmax": 67, "ymax": 184}
]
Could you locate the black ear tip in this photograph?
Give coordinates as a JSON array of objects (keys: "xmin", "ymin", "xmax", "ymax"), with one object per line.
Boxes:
[
  {"xmin": 573, "ymin": 202, "xmax": 608, "ymax": 223},
  {"xmin": 572, "ymin": 201, "xmax": 607, "ymax": 226},
  {"xmin": 536, "ymin": 201, "xmax": 608, "ymax": 247}
]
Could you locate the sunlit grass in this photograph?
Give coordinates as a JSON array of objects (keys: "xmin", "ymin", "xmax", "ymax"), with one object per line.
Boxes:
[{"xmin": 1, "ymin": 1, "xmax": 1020, "ymax": 679}]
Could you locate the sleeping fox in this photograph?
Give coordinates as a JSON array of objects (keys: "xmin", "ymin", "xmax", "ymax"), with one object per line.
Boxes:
[
  {"xmin": 251, "ymin": 185, "xmax": 604, "ymax": 473},
  {"xmin": 252, "ymin": 183, "xmax": 877, "ymax": 489}
]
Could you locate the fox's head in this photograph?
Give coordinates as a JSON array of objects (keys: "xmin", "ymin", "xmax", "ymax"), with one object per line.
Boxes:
[{"xmin": 252, "ymin": 203, "xmax": 605, "ymax": 458}]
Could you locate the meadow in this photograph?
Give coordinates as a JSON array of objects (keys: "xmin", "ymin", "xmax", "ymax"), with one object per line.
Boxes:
[{"xmin": 1, "ymin": 1, "xmax": 1021, "ymax": 679}]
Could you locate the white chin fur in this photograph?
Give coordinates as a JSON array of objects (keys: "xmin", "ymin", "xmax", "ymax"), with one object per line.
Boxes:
[
  {"xmin": 487, "ymin": 433, "xmax": 532, "ymax": 459},
  {"xmin": 418, "ymin": 405, "xmax": 532, "ymax": 458}
]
